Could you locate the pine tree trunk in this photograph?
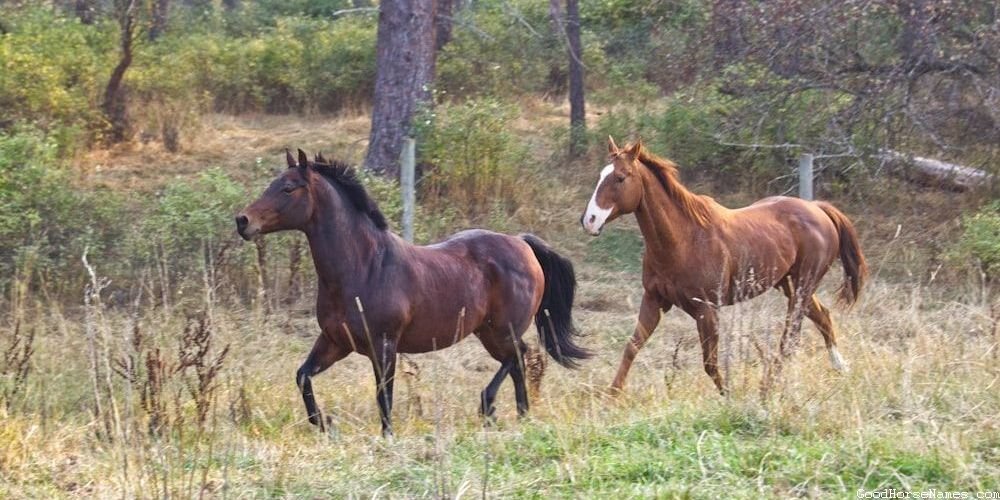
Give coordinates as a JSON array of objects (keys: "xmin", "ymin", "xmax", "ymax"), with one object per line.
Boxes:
[
  {"xmin": 364, "ymin": 0, "xmax": 437, "ymax": 178},
  {"xmin": 76, "ymin": 0, "xmax": 95, "ymax": 24},
  {"xmin": 435, "ymin": 0, "xmax": 454, "ymax": 51},
  {"xmin": 149, "ymin": 0, "xmax": 170, "ymax": 41},
  {"xmin": 565, "ymin": 0, "xmax": 586, "ymax": 156}
]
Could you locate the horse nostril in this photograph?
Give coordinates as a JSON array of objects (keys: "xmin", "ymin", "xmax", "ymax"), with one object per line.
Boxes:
[
  {"xmin": 589, "ymin": 215, "xmax": 596, "ymax": 224},
  {"xmin": 235, "ymin": 215, "xmax": 248, "ymax": 231}
]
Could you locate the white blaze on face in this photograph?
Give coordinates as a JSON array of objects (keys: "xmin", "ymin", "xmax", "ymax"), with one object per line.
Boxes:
[{"xmin": 582, "ymin": 164, "xmax": 614, "ymax": 235}]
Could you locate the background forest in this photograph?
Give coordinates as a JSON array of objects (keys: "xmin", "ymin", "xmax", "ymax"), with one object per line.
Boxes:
[{"xmin": 1, "ymin": 0, "xmax": 999, "ymax": 497}]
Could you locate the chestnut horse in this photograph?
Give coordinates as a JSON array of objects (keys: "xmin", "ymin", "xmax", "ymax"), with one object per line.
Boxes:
[
  {"xmin": 236, "ymin": 150, "xmax": 589, "ymax": 436},
  {"xmin": 581, "ymin": 138, "xmax": 867, "ymax": 394}
]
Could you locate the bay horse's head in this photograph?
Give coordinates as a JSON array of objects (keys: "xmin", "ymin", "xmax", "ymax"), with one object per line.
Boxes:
[
  {"xmin": 580, "ymin": 136, "xmax": 645, "ymax": 236},
  {"xmin": 235, "ymin": 149, "xmax": 317, "ymax": 240}
]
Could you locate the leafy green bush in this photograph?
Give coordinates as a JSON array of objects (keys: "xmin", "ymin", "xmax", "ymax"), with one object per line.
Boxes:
[
  {"xmin": 136, "ymin": 169, "xmax": 247, "ymax": 263},
  {"xmin": 956, "ymin": 202, "xmax": 1000, "ymax": 280},
  {"xmin": 0, "ymin": 8, "xmax": 112, "ymax": 144},
  {"xmin": 190, "ymin": 17, "xmax": 376, "ymax": 113},
  {"xmin": 0, "ymin": 127, "xmax": 123, "ymax": 293},
  {"xmin": 414, "ymin": 98, "xmax": 532, "ymax": 220}
]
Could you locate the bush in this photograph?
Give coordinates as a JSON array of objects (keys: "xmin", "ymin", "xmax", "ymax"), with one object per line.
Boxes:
[
  {"xmin": 191, "ymin": 17, "xmax": 376, "ymax": 113},
  {"xmin": 414, "ymin": 98, "xmax": 532, "ymax": 221},
  {"xmin": 0, "ymin": 8, "xmax": 112, "ymax": 144},
  {"xmin": 956, "ymin": 202, "xmax": 1000, "ymax": 281},
  {"xmin": 0, "ymin": 127, "xmax": 123, "ymax": 294}
]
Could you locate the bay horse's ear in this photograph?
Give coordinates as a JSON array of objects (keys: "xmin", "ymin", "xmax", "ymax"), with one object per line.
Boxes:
[
  {"xmin": 297, "ymin": 149, "xmax": 310, "ymax": 168},
  {"xmin": 607, "ymin": 135, "xmax": 620, "ymax": 154},
  {"xmin": 286, "ymin": 148, "xmax": 297, "ymax": 168}
]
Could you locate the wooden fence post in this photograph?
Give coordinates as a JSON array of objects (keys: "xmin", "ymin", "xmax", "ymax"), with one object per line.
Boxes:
[
  {"xmin": 400, "ymin": 137, "xmax": 416, "ymax": 243},
  {"xmin": 798, "ymin": 153, "xmax": 814, "ymax": 201}
]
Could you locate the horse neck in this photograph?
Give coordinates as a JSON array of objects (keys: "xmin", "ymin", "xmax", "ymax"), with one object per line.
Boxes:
[
  {"xmin": 302, "ymin": 181, "xmax": 390, "ymax": 294},
  {"xmin": 633, "ymin": 166, "xmax": 705, "ymax": 264}
]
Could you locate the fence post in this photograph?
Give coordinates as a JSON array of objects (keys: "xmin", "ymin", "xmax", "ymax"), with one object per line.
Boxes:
[
  {"xmin": 798, "ymin": 153, "xmax": 814, "ymax": 201},
  {"xmin": 400, "ymin": 137, "xmax": 416, "ymax": 243}
]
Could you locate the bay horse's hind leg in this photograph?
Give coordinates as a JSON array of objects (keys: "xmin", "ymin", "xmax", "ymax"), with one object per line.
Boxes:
[
  {"xmin": 476, "ymin": 327, "xmax": 530, "ymax": 420},
  {"xmin": 480, "ymin": 357, "xmax": 514, "ymax": 419},
  {"xmin": 297, "ymin": 335, "xmax": 350, "ymax": 431},
  {"xmin": 805, "ymin": 294, "xmax": 848, "ymax": 373}
]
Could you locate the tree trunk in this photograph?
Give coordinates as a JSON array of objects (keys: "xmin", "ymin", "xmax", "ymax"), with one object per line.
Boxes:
[
  {"xmin": 149, "ymin": 0, "xmax": 169, "ymax": 41},
  {"xmin": 364, "ymin": 0, "xmax": 437, "ymax": 178},
  {"xmin": 547, "ymin": 0, "xmax": 567, "ymax": 95},
  {"xmin": 565, "ymin": 0, "xmax": 586, "ymax": 156},
  {"xmin": 76, "ymin": 0, "xmax": 95, "ymax": 24},
  {"xmin": 435, "ymin": 0, "xmax": 454, "ymax": 51},
  {"xmin": 711, "ymin": 0, "xmax": 743, "ymax": 70},
  {"xmin": 102, "ymin": 0, "xmax": 137, "ymax": 144}
]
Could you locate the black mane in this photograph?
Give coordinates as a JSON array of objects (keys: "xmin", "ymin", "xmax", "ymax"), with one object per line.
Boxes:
[{"xmin": 309, "ymin": 159, "xmax": 388, "ymax": 231}]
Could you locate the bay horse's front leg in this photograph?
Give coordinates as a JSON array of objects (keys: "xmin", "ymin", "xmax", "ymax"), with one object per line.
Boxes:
[
  {"xmin": 297, "ymin": 334, "xmax": 350, "ymax": 431},
  {"xmin": 370, "ymin": 338, "xmax": 398, "ymax": 438},
  {"xmin": 610, "ymin": 292, "xmax": 667, "ymax": 394}
]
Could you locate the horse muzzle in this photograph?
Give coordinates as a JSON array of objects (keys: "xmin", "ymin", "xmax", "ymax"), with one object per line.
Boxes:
[
  {"xmin": 235, "ymin": 214, "xmax": 259, "ymax": 241},
  {"xmin": 580, "ymin": 213, "xmax": 602, "ymax": 236}
]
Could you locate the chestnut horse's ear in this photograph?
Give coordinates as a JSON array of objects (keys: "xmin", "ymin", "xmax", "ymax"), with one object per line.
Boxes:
[
  {"xmin": 315, "ymin": 152, "xmax": 327, "ymax": 164},
  {"xmin": 607, "ymin": 135, "xmax": 620, "ymax": 154},
  {"xmin": 297, "ymin": 149, "xmax": 310, "ymax": 168},
  {"xmin": 286, "ymin": 148, "xmax": 297, "ymax": 168},
  {"xmin": 631, "ymin": 137, "xmax": 644, "ymax": 158}
]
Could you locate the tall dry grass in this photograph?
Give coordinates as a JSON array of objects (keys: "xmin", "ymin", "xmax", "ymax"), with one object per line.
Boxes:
[{"xmin": 1, "ymin": 252, "xmax": 997, "ymax": 497}]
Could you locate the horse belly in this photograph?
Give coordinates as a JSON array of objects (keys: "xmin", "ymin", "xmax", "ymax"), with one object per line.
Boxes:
[{"xmin": 395, "ymin": 294, "xmax": 490, "ymax": 353}]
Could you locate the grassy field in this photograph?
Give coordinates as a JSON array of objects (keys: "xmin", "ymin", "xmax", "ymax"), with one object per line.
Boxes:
[{"xmin": 2, "ymin": 112, "xmax": 998, "ymax": 498}]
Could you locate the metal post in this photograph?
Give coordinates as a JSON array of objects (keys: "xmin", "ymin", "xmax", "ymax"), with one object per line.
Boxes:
[
  {"xmin": 798, "ymin": 153, "xmax": 814, "ymax": 201},
  {"xmin": 400, "ymin": 137, "xmax": 416, "ymax": 243}
]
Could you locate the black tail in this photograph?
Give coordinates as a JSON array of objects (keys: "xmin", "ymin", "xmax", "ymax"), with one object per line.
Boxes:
[{"xmin": 521, "ymin": 234, "xmax": 591, "ymax": 368}]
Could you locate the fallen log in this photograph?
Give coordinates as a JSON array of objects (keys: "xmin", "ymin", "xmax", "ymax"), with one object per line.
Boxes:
[{"xmin": 880, "ymin": 150, "xmax": 994, "ymax": 191}]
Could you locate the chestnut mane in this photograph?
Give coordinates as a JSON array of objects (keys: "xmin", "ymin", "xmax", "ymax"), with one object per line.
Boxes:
[{"xmin": 635, "ymin": 150, "xmax": 715, "ymax": 226}]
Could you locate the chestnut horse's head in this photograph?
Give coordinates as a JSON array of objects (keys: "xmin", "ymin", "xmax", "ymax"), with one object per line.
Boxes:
[
  {"xmin": 580, "ymin": 136, "xmax": 646, "ymax": 236},
  {"xmin": 235, "ymin": 149, "xmax": 317, "ymax": 240}
]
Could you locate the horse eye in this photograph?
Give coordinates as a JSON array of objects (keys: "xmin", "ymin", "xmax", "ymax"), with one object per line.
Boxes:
[
  {"xmin": 282, "ymin": 185, "xmax": 296, "ymax": 193},
  {"xmin": 615, "ymin": 174, "xmax": 626, "ymax": 183}
]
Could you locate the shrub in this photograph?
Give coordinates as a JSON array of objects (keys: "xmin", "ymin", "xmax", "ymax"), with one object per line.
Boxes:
[
  {"xmin": 0, "ymin": 8, "xmax": 112, "ymax": 143},
  {"xmin": 414, "ymin": 98, "xmax": 532, "ymax": 221},
  {"xmin": 956, "ymin": 202, "xmax": 1000, "ymax": 281},
  {"xmin": 0, "ymin": 128, "xmax": 117, "ymax": 292}
]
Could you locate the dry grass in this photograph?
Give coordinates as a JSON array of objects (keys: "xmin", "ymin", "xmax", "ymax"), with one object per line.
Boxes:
[
  {"xmin": 1, "ymin": 257, "xmax": 997, "ymax": 497},
  {"xmin": 3, "ymin": 108, "xmax": 997, "ymax": 497}
]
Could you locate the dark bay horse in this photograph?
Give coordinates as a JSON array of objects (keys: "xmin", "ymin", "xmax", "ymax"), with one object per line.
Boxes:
[
  {"xmin": 236, "ymin": 150, "xmax": 589, "ymax": 436},
  {"xmin": 581, "ymin": 137, "xmax": 867, "ymax": 394}
]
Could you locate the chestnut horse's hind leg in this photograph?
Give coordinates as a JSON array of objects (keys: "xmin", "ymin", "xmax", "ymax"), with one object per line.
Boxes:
[
  {"xmin": 805, "ymin": 295, "xmax": 848, "ymax": 373},
  {"xmin": 610, "ymin": 292, "xmax": 667, "ymax": 393},
  {"xmin": 297, "ymin": 335, "xmax": 350, "ymax": 431},
  {"xmin": 694, "ymin": 307, "xmax": 726, "ymax": 395}
]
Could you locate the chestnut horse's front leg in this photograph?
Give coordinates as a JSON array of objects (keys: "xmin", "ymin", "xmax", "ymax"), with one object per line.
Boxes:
[
  {"xmin": 297, "ymin": 333, "xmax": 350, "ymax": 431},
  {"xmin": 610, "ymin": 292, "xmax": 668, "ymax": 393}
]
